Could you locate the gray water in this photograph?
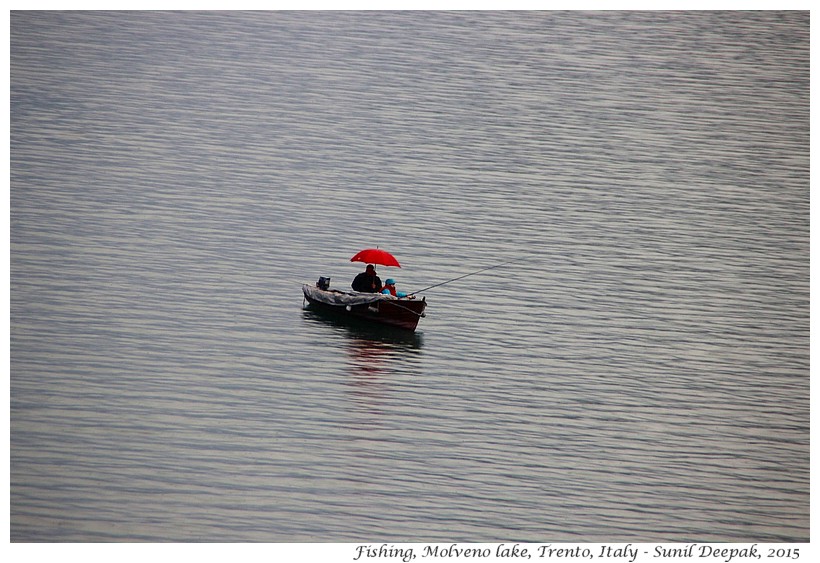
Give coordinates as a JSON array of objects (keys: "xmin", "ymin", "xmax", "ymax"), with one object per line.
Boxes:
[{"xmin": 10, "ymin": 11, "xmax": 809, "ymax": 543}]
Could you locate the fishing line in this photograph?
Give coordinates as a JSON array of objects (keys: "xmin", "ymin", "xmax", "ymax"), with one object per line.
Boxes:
[{"xmin": 408, "ymin": 257, "xmax": 523, "ymax": 296}]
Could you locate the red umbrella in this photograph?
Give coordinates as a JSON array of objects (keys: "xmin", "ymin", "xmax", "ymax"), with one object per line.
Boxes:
[{"xmin": 350, "ymin": 248, "xmax": 401, "ymax": 268}]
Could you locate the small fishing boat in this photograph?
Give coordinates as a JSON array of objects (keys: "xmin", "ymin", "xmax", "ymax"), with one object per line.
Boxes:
[
  {"xmin": 302, "ymin": 280, "xmax": 427, "ymax": 332},
  {"xmin": 302, "ymin": 248, "xmax": 514, "ymax": 332},
  {"xmin": 303, "ymin": 248, "xmax": 428, "ymax": 331}
]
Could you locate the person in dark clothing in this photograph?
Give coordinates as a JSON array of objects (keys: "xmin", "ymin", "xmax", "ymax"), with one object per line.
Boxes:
[{"xmin": 351, "ymin": 264, "xmax": 383, "ymax": 293}]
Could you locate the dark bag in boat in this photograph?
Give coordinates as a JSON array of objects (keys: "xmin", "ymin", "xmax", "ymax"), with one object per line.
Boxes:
[{"xmin": 317, "ymin": 276, "xmax": 331, "ymax": 290}]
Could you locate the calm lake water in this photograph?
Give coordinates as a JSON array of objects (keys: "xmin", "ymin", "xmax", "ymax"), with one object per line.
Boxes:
[{"xmin": 10, "ymin": 11, "xmax": 809, "ymax": 543}]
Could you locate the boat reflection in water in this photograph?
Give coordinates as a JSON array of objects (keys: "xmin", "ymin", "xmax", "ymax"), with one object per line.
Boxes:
[{"xmin": 301, "ymin": 309, "xmax": 424, "ymax": 414}]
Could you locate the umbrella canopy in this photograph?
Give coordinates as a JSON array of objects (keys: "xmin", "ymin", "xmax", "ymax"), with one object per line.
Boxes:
[{"xmin": 350, "ymin": 248, "xmax": 401, "ymax": 268}]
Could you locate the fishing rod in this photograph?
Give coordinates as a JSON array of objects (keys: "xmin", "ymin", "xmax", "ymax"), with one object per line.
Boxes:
[{"xmin": 408, "ymin": 258, "xmax": 522, "ymax": 296}]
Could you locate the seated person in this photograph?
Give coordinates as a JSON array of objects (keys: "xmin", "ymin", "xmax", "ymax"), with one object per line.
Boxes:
[
  {"xmin": 381, "ymin": 278, "xmax": 409, "ymax": 298},
  {"xmin": 351, "ymin": 264, "xmax": 382, "ymax": 293}
]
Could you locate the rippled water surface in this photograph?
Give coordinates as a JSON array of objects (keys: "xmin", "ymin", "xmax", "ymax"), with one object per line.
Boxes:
[{"xmin": 10, "ymin": 11, "xmax": 809, "ymax": 542}]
